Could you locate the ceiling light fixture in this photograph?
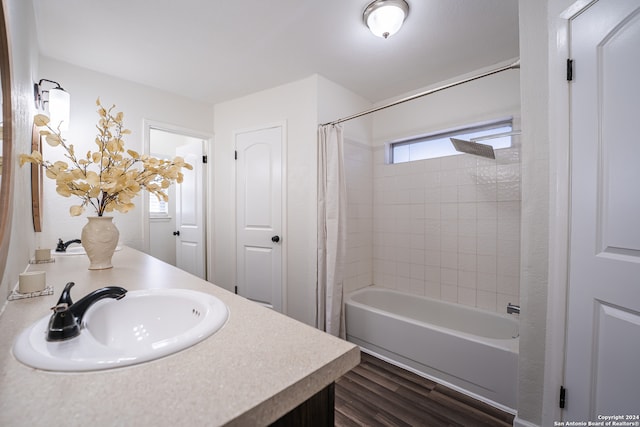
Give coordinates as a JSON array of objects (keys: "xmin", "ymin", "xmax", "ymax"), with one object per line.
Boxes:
[
  {"xmin": 363, "ymin": 0, "xmax": 409, "ymax": 39},
  {"xmin": 34, "ymin": 79, "xmax": 71, "ymax": 131}
]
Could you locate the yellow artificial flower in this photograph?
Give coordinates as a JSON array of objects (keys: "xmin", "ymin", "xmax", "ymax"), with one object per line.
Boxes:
[{"xmin": 20, "ymin": 99, "xmax": 192, "ymax": 216}]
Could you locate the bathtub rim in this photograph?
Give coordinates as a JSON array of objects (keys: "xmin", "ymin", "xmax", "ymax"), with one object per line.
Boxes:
[{"xmin": 345, "ymin": 286, "xmax": 519, "ymax": 354}]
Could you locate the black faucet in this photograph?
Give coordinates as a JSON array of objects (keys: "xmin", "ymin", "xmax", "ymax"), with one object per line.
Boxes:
[
  {"xmin": 47, "ymin": 282, "xmax": 127, "ymax": 341},
  {"xmin": 56, "ymin": 238, "xmax": 82, "ymax": 252}
]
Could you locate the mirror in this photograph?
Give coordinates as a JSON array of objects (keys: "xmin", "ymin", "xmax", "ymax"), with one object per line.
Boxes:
[
  {"xmin": 31, "ymin": 123, "xmax": 42, "ymax": 231},
  {"xmin": 0, "ymin": 1, "xmax": 13, "ymax": 277}
]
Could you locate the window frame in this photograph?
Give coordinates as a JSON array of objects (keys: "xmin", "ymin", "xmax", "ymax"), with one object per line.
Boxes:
[{"xmin": 389, "ymin": 118, "xmax": 513, "ymax": 164}]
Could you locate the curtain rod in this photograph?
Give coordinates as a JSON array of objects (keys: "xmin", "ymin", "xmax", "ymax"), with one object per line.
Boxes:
[{"xmin": 321, "ymin": 59, "xmax": 520, "ymax": 127}]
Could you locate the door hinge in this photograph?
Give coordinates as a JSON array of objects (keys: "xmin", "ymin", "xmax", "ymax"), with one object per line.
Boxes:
[
  {"xmin": 234, "ymin": 285, "xmax": 238, "ymax": 294},
  {"xmin": 202, "ymin": 155, "xmax": 208, "ymax": 164},
  {"xmin": 559, "ymin": 385, "xmax": 566, "ymax": 408},
  {"xmin": 566, "ymin": 59, "xmax": 574, "ymax": 81},
  {"xmin": 234, "ymin": 150, "xmax": 237, "ymax": 160}
]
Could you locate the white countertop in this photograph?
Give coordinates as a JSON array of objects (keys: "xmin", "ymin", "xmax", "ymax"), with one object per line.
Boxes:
[{"xmin": 0, "ymin": 247, "xmax": 359, "ymax": 426}]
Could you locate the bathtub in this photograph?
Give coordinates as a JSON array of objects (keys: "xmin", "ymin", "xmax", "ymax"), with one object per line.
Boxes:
[{"xmin": 345, "ymin": 286, "xmax": 518, "ymax": 412}]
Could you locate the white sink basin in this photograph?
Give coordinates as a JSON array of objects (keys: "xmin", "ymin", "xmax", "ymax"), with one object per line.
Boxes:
[
  {"xmin": 12, "ymin": 289, "xmax": 228, "ymax": 371},
  {"xmin": 54, "ymin": 246, "xmax": 122, "ymax": 256}
]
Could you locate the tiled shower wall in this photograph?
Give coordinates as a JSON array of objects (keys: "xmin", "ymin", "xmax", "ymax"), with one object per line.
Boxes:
[
  {"xmin": 343, "ymin": 139, "xmax": 374, "ymax": 295},
  {"xmin": 371, "ymin": 144, "xmax": 521, "ymax": 313}
]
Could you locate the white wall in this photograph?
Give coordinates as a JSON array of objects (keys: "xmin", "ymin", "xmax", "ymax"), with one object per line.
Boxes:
[
  {"xmin": 213, "ymin": 76, "xmax": 318, "ymax": 324},
  {"xmin": 369, "ymin": 67, "xmax": 521, "ymax": 312},
  {"xmin": 0, "ymin": 0, "xmax": 39, "ymax": 301},
  {"xmin": 35, "ymin": 57, "xmax": 213, "ymax": 253},
  {"xmin": 213, "ymin": 75, "xmax": 371, "ymax": 325},
  {"xmin": 370, "ymin": 65, "xmax": 521, "ymax": 145}
]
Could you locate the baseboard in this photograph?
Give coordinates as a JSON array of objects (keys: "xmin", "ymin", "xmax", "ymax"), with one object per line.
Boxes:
[{"xmin": 513, "ymin": 415, "xmax": 540, "ymax": 427}]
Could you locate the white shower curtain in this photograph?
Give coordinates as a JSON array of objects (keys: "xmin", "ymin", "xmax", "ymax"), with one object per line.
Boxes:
[{"xmin": 317, "ymin": 124, "xmax": 347, "ymax": 338}]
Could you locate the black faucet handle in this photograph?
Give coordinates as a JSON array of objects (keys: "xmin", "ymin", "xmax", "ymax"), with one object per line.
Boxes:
[
  {"xmin": 56, "ymin": 282, "xmax": 75, "ymax": 306},
  {"xmin": 51, "ymin": 303, "xmax": 70, "ymax": 312},
  {"xmin": 47, "ymin": 300, "xmax": 80, "ymax": 341}
]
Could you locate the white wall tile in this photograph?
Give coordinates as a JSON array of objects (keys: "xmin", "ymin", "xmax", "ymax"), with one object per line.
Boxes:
[
  {"xmin": 497, "ymin": 181, "xmax": 521, "ymax": 201},
  {"xmin": 370, "ymin": 131, "xmax": 521, "ymax": 312},
  {"xmin": 458, "ymin": 203, "xmax": 477, "ymax": 219},
  {"xmin": 458, "ymin": 184, "xmax": 477, "ymax": 203},
  {"xmin": 440, "ymin": 203, "xmax": 458, "ymax": 219},
  {"xmin": 440, "ymin": 155, "xmax": 459, "ymax": 170},
  {"xmin": 441, "ymin": 267, "xmax": 458, "ymax": 285},
  {"xmin": 458, "ymin": 219, "xmax": 477, "ymax": 236},
  {"xmin": 476, "ymin": 183, "xmax": 497, "ymax": 202},
  {"xmin": 410, "ymin": 264, "xmax": 425, "ymax": 280},
  {"xmin": 476, "ymin": 166, "xmax": 497, "ymax": 185},
  {"xmin": 441, "ymin": 284, "xmax": 458, "ymax": 302},
  {"xmin": 477, "ymin": 290, "xmax": 497, "ymax": 311},
  {"xmin": 477, "ymin": 236, "xmax": 498, "ymax": 255},
  {"xmin": 440, "ymin": 186, "xmax": 458, "ymax": 203},
  {"xmin": 458, "ymin": 287, "xmax": 477, "ymax": 307},
  {"xmin": 458, "ymin": 253, "xmax": 477, "ymax": 272},
  {"xmin": 457, "ymin": 168, "xmax": 477, "ymax": 186},
  {"xmin": 424, "ymin": 250, "xmax": 441, "ymax": 267},
  {"xmin": 441, "ymin": 251, "xmax": 458, "ymax": 269},
  {"xmin": 425, "ymin": 203, "xmax": 441, "ymax": 219},
  {"xmin": 477, "ymin": 201, "xmax": 498, "ymax": 219},
  {"xmin": 458, "ymin": 270, "xmax": 477, "ymax": 289},
  {"xmin": 425, "ymin": 265, "xmax": 441, "ymax": 282},
  {"xmin": 425, "ymin": 281, "xmax": 441, "ymax": 298},
  {"xmin": 477, "ymin": 255, "xmax": 497, "ymax": 274},
  {"xmin": 409, "ymin": 279, "xmax": 426, "ymax": 296},
  {"xmin": 458, "ymin": 236, "xmax": 477, "ymax": 254},
  {"xmin": 424, "ymin": 233, "xmax": 441, "ymax": 250},
  {"xmin": 424, "ymin": 171, "xmax": 441, "ymax": 187},
  {"xmin": 411, "ymin": 248, "xmax": 425, "ymax": 265},
  {"xmin": 497, "ymin": 163, "xmax": 521, "ymax": 182},
  {"xmin": 441, "ymin": 234, "xmax": 458, "ymax": 252},
  {"xmin": 477, "ymin": 272, "xmax": 497, "ymax": 292},
  {"xmin": 457, "ymin": 154, "xmax": 478, "ymax": 169}
]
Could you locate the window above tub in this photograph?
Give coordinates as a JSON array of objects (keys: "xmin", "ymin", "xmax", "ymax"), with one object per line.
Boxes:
[{"xmin": 389, "ymin": 119, "xmax": 513, "ymax": 164}]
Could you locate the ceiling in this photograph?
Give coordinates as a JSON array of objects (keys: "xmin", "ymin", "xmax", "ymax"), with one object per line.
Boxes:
[{"xmin": 31, "ymin": 0, "xmax": 519, "ymax": 105}]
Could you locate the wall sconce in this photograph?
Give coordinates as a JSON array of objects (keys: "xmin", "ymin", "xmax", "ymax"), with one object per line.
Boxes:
[
  {"xmin": 34, "ymin": 79, "xmax": 70, "ymax": 131},
  {"xmin": 363, "ymin": 0, "xmax": 410, "ymax": 39}
]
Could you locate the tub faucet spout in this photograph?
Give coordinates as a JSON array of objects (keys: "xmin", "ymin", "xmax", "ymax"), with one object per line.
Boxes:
[
  {"xmin": 507, "ymin": 303, "xmax": 520, "ymax": 315},
  {"xmin": 56, "ymin": 238, "xmax": 82, "ymax": 252},
  {"xmin": 47, "ymin": 282, "xmax": 127, "ymax": 341}
]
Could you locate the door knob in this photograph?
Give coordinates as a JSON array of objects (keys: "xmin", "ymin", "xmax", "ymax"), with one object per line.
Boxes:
[
  {"xmin": 271, "ymin": 235, "xmax": 280, "ymax": 243},
  {"xmin": 173, "ymin": 231, "xmax": 180, "ymax": 236}
]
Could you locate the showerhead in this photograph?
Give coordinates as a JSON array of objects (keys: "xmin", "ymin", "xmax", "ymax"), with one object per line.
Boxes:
[{"xmin": 450, "ymin": 138, "xmax": 496, "ymax": 160}]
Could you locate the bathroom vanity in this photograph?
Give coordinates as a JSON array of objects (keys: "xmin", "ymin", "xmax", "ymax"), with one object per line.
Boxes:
[{"xmin": 0, "ymin": 247, "xmax": 359, "ymax": 426}]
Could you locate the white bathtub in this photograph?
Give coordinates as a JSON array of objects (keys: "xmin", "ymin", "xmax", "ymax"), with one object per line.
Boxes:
[{"xmin": 345, "ymin": 286, "xmax": 518, "ymax": 412}]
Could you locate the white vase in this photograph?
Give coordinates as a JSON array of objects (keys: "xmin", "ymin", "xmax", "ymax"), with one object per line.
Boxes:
[{"xmin": 81, "ymin": 216, "xmax": 119, "ymax": 270}]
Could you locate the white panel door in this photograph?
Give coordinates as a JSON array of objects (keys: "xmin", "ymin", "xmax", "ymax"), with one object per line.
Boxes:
[
  {"xmin": 236, "ymin": 126, "xmax": 282, "ymax": 311},
  {"xmin": 176, "ymin": 140, "xmax": 206, "ymax": 279},
  {"xmin": 565, "ymin": 0, "xmax": 640, "ymax": 419}
]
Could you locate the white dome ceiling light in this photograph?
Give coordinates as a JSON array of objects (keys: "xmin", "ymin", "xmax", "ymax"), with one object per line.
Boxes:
[{"xmin": 363, "ymin": 0, "xmax": 410, "ymax": 39}]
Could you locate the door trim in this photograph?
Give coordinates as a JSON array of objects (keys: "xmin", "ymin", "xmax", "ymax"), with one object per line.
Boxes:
[
  {"xmin": 233, "ymin": 121, "xmax": 287, "ymax": 314},
  {"xmin": 539, "ymin": 1, "xmax": 599, "ymax": 426},
  {"xmin": 143, "ymin": 119, "xmax": 214, "ymax": 280}
]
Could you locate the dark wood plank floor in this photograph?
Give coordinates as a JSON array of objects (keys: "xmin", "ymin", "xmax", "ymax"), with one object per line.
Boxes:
[{"xmin": 335, "ymin": 352, "xmax": 515, "ymax": 427}]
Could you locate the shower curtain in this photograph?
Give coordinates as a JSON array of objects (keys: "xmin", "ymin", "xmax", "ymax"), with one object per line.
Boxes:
[{"xmin": 317, "ymin": 124, "xmax": 347, "ymax": 338}]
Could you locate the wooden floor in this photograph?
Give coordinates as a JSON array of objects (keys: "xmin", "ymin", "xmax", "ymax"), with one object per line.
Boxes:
[{"xmin": 335, "ymin": 352, "xmax": 514, "ymax": 427}]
